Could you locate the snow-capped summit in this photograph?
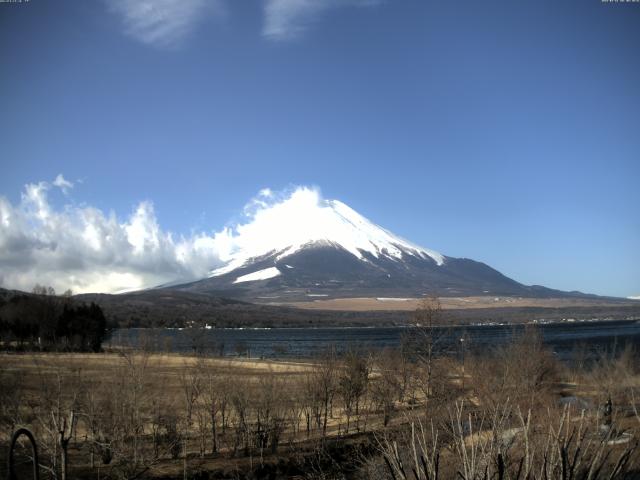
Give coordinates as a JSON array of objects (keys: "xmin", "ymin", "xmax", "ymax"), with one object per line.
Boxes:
[
  {"xmin": 173, "ymin": 186, "xmax": 584, "ymax": 301},
  {"xmin": 210, "ymin": 187, "xmax": 443, "ymax": 277}
]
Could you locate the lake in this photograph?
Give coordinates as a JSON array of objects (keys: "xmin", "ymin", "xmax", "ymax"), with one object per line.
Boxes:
[{"xmin": 109, "ymin": 319, "xmax": 640, "ymax": 361}]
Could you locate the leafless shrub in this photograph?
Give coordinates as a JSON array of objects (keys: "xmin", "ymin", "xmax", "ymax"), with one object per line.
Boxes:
[
  {"xmin": 468, "ymin": 326, "xmax": 559, "ymax": 415},
  {"xmin": 380, "ymin": 401, "xmax": 638, "ymax": 480},
  {"xmin": 0, "ymin": 365, "xmax": 24, "ymax": 434}
]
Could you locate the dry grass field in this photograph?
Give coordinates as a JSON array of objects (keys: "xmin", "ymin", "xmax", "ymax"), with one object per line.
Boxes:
[
  {"xmin": 275, "ymin": 295, "xmax": 639, "ymax": 311},
  {"xmin": 1, "ymin": 350, "xmax": 406, "ymax": 479},
  {"xmin": 2, "ymin": 332, "xmax": 640, "ymax": 479}
]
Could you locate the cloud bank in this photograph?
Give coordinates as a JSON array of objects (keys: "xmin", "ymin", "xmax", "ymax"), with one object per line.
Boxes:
[
  {"xmin": 2, "ymin": 181, "xmax": 429, "ymax": 295},
  {"xmin": 106, "ymin": 0, "xmax": 223, "ymax": 49},
  {"xmin": 0, "ymin": 176, "xmax": 222, "ymax": 294},
  {"xmin": 0, "ymin": 181, "xmax": 332, "ymax": 294}
]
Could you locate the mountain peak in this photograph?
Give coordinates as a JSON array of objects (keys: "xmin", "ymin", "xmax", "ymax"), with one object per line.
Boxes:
[
  {"xmin": 164, "ymin": 187, "xmax": 603, "ymax": 301},
  {"xmin": 210, "ymin": 187, "xmax": 444, "ymax": 277}
]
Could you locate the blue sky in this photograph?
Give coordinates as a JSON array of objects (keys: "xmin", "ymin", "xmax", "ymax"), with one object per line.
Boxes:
[{"xmin": 0, "ymin": 0, "xmax": 639, "ymax": 296}]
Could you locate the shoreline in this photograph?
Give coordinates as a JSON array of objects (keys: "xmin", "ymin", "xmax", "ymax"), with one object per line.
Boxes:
[{"xmin": 121, "ymin": 316, "xmax": 640, "ymax": 331}]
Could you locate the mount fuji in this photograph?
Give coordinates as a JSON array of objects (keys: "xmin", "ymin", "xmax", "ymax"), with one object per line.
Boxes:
[{"xmin": 170, "ymin": 188, "xmax": 588, "ymax": 302}]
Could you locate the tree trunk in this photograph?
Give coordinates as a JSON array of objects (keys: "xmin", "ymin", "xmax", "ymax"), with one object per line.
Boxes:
[
  {"xmin": 60, "ymin": 439, "xmax": 69, "ymax": 480},
  {"xmin": 211, "ymin": 414, "xmax": 218, "ymax": 453},
  {"xmin": 322, "ymin": 400, "xmax": 329, "ymax": 437}
]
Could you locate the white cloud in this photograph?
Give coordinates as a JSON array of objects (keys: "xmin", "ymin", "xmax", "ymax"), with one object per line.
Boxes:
[
  {"xmin": 263, "ymin": 0, "xmax": 381, "ymax": 40},
  {"xmin": 52, "ymin": 174, "xmax": 74, "ymax": 195},
  {"xmin": 259, "ymin": 188, "xmax": 273, "ymax": 198},
  {"xmin": 210, "ymin": 185, "xmax": 443, "ymax": 276},
  {"xmin": 106, "ymin": 0, "xmax": 381, "ymax": 46},
  {"xmin": 0, "ymin": 182, "xmax": 443, "ymax": 294},
  {"xmin": 0, "ymin": 176, "xmax": 223, "ymax": 294},
  {"xmin": 0, "ymin": 181, "xmax": 312, "ymax": 294},
  {"xmin": 106, "ymin": 0, "xmax": 224, "ymax": 49}
]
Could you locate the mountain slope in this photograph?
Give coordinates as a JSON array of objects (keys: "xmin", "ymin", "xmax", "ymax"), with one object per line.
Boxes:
[
  {"xmin": 169, "ymin": 190, "xmax": 594, "ymax": 302},
  {"xmin": 175, "ymin": 243, "xmax": 585, "ymax": 301}
]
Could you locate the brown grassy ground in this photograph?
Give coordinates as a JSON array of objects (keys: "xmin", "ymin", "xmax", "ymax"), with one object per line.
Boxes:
[
  {"xmin": 0, "ymin": 352, "xmax": 315, "ymax": 388},
  {"xmin": 1, "ymin": 351, "xmax": 405, "ymax": 478},
  {"xmin": 273, "ymin": 295, "xmax": 638, "ymax": 311},
  {"xmin": 0, "ymin": 351, "xmax": 420, "ymax": 432},
  {"xmin": 2, "ymin": 347, "xmax": 639, "ymax": 479}
]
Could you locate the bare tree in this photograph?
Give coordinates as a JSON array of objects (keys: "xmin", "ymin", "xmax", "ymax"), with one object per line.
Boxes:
[
  {"xmin": 381, "ymin": 401, "xmax": 637, "ymax": 480},
  {"xmin": 315, "ymin": 348, "xmax": 338, "ymax": 437},
  {"xmin": 254, "ymin": 372, "xmax": 288, "ymax": 458},
  {"xmin": 200, "ymin": 363, "xmax": 227, "ymax": 454},
  {"xmin": 229, "ymin": 375, "xmax": 251, "ymax": 456},
  {"xmin": 30, "ymin": 361, "xmax": 80, "ymax": 480},
  {"xmin": 469, "ymin": 326, "xmax": 558, "ymax": 415},
  {"xmin": 92, "ymin": 350, "xmax": 174, "ymax": 480},
  {"xmin": 179, "ymin": 360, "xmax": 202, "ymax": 434},
  {"xmin": 409, "ymin": 296, "xmax": 447, "ymax": 406},
  {"xmin": 372, "ymin": 349, "xmax": 402, "ymax": 427},
  {"xmin": 337, "ymin": 349, "xmax": 370, "ymax": 433}
]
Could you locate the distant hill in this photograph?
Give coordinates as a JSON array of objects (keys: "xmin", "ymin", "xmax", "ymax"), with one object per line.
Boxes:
[
  {"xmin": 2, "ymin": 287, "xmax": 638, "ymax": 329},
  {"xmin": 72, "ymin": 289, "xmax": 640, "ymax": 328}
]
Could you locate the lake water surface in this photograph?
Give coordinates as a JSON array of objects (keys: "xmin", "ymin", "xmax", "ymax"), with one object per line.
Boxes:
[{"xmin": 110, "ymin": 319, "xmax": 640, "ymax": 361}]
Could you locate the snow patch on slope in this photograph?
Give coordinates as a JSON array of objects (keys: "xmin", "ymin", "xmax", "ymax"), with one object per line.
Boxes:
[
  {"xmin": 211, "ymin": 187, "xmax": 443, "ymax": 277},
  {"xmin": 233, "ymin": 267, "xmax": 281, "ymax": 284}
]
